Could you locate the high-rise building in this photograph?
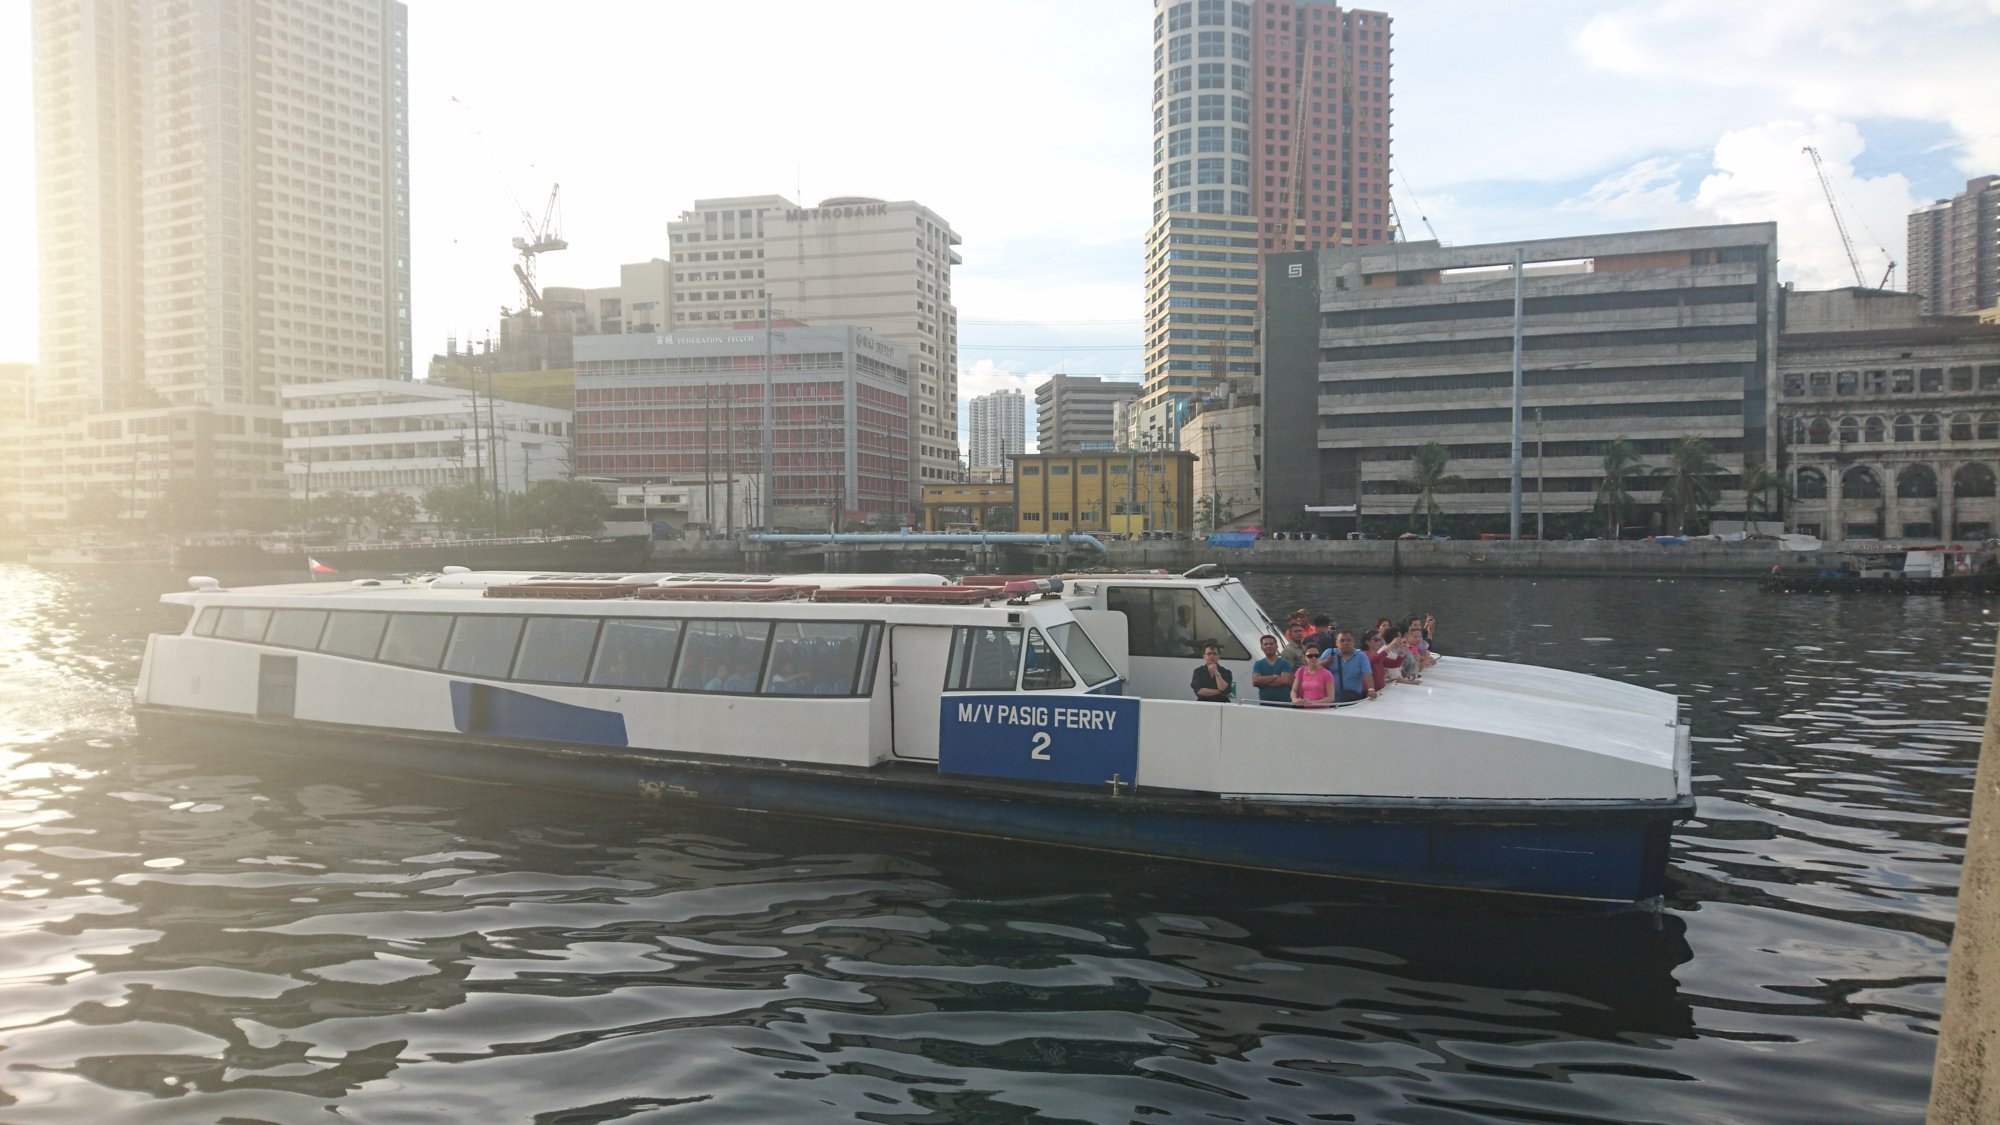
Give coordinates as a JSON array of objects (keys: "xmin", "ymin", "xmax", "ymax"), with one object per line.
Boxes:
[
  {"xmin": 965, "ymin": 388, "xmax": 1026, "ymax": 473},
  {"xmin": 29, "ymin": 0, "xmax": 411, "ymax": 524},
  {"xmin": 1143, "ymin": 0, "xmax": 1393, "ymax": 415},
  {"xmin": 666, "ymin": 195, "xmax": 961, "ymax": 502},
  {"xmin": 1035, "ymin": 374, "xmax": 1143, "ymax": 453},
  {"xmin": 1908, "ymin": 176, "xmax": 2000, "ymax": 317},
  {"xmin": 1262, "ymin": 225, "xmax": 1779, "ymax": 536}
]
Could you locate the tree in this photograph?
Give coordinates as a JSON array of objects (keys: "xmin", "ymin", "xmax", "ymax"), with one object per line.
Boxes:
[
  {"xmin": 1739, "ymin": 461, "xmax": 1786, "ymax": 524},
  {"xmin": 514, "ymin": 478, "xmax": 610, "ymax": 536},
  {"xmin": 1593, "ymin": 438, "xmax": 1647, "ymax": 539},
  {"xmin": 365, "ymin": 491, "xmax": 420, "ymax": 537},
  {"xmin": 422, "ymin": 481, "xmax": 492, "ymax": 535},
  {"xmin": 983, "ymin": 504, "xmax": 1016, "ymax": 532},
  {"xmin": 1656, "ymin": 435, "xmax": 1721, "ymax": 534},
  {"xmin": 1405, "ymin": 441, "xmax": 1461, "ymax": 537},
  {"xmin": 149, "ymin": 477, "xmax": 220, "ymax": 532},
  {"xmin": 69, "ymin": 485, "xmax": 128, "ymax": 530}
]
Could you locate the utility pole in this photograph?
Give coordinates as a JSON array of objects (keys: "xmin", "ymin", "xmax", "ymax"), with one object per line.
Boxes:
[
  {"xmin": 485, "ymin": 366, "xmax": 502, "ymax": 534},
  {"xmin": 761, "ymin": 292, "xmax": 774, "ymax": 532},
  {"xmin": 1508, "ymin": 248, "xmax": 1525, "ymax": 541},
  {"xmin": 724, "ymin": 378, "xmax": 736, "ymax": 539},
  {"xmin": 1535, "ymin": 407, "xmax": 1545, "ymax": 541},
  {"xmin": 702, "ymin": 382, "xmax": 714, "ymax": 538}
]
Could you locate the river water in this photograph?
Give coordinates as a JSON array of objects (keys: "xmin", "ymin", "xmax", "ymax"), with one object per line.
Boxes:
[{"xmin": 0, "ymin": 563, "xmax": 1986, "ymax": 1122}]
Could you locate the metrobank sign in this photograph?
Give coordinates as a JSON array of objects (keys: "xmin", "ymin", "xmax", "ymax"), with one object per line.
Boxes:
[{"xmin": 784, "ymin": 203, "xmax": 891, "ymax": 222}]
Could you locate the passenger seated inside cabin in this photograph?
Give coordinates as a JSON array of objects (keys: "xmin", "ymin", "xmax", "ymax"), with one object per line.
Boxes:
[
  {"xmin": 766, "ymin": 650, "xmax": 809, "ymax": 694},
  {"xmin": 1164, "ymin": 604, "xmax": 1199, "ymax": 655},
  {"xmin": 702, "ymin": 660, "xmax": 732, "ymax": 692},
  {"xmin": 1291, "ymin": 647, "xmax": 1334, "ymax": 708},
  {"xmin": 1191, "ymin": 641, "xmax": 1234, "ymax": 701}
]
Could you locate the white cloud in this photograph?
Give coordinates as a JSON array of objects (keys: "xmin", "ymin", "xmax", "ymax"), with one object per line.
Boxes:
[{"xmin": 1560, "ymin": 116, "xmax": 1918, "ymax": 290}]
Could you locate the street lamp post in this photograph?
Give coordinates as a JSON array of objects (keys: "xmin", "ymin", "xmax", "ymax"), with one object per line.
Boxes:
[{"xmin": 1536, "ymin": 407, "xmax": 1545, "ymax": 541}]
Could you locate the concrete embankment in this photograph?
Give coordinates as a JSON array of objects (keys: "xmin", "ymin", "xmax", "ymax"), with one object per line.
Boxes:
[{"xmin": 644, "ymin": 536, "xmax": 1803, "ymax": 578}]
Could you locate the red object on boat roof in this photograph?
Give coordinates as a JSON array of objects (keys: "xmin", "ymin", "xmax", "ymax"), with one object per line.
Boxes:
[
  {"xmin": 484, "ymin": 583, "xmax": 649, "ymax": 599},
  {"xmin": 811, "ymin": 586, "xmax": 999, "ymax": 604},
  {"xmin": 636, "ymin": 584, "xmax": 819, "ymax": 602}
]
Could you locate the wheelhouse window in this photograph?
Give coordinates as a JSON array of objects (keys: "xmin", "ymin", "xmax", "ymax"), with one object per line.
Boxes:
[
  {"xmin": 946, "ymin": 626, "xmax": 1023, "ymax": 691},
  {"xmin": 1022, "ymin": 630, "xmax": 1075, "ymax": 690},
  {"xmin": 512, "ymin": 617, "xmax": 601, "ymax": 684},
  {"xmin": 590, "ymin": 619, "xmax": 682, "ymax": 688},
  {"xmin": 1044, "ymin": 622, "xmax": 1117, "ymax": 687},
  {"xmin": 675, "ymin": 620, "xmax": 772, "ymax": 693},
  {"xmin": 379, "ymin": 613, "xmax": 453, "ymax": 669},
  {"xmin": 319, "ymin": 611, "xmax": 388, "ymax": 659}
]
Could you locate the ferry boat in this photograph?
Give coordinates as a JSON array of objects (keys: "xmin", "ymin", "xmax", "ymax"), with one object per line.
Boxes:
[
  {"xmin": 1762, "ymin": 544, "xmax": 2000, "ymax": 594},
  {"xmin": 133, "ymin": 568, "xmax": 1694, "ymax": 903}
]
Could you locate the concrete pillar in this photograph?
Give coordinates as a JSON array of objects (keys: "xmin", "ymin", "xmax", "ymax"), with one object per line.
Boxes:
[
  {"xmin": 1828, "ymin": 465, "xmax": 1845, "ymax": 541},
  {"xmin": 1929, "ymin": 633, "xmax": 2000, "ymax": 1122},
  {"xmin": 1943, "ymin": 459, "xmax": 1959, "ymax": 540}
]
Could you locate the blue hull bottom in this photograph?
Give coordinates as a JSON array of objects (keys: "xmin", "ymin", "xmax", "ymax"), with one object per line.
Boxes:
[{"xmin": 138, "ymin": 708, "xmax": 1684, "ymax": 904}]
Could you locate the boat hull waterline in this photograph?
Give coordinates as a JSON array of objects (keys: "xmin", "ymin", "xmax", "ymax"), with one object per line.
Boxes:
[{"xmin": 137, "ymin": 706, "xmax": 1686, "ymax": 904}]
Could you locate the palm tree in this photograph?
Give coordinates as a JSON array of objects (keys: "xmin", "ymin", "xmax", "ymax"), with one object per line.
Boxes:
[
  {"xmin": 1593, "ymin": 438, "xmax": 1646, "ymax": 539},
  {"xmin": 1656, "ymin": 435, "xmax": 1721, "ymax": 534},
  {"xmin": 1406, "ymin": 441, "xmax": 1460, "ymax": 537},
  {"xmin": 1739, "ymin": 461, "xmax": 1786, "ymax": 525}
]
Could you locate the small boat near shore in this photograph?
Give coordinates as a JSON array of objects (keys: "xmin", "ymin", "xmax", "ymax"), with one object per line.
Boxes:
[
  {"xmin": 1762, "ymin": 544, "xmax": 2000, "ymax": 594},
  {"xmin": 134, "ymin": 567, "xmax": 1693, "ymax": 903}
]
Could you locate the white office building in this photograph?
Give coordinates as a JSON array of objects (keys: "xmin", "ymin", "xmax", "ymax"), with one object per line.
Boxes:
[
  {"xmin": 966, "ymin": 388, "xmax": 1026, "ymax": 476},
  {"xmin": 281, "ymin": 380, "xmax": 571, "ymax": 504}
]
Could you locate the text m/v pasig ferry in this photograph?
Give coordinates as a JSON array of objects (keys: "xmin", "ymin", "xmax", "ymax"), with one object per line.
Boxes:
[{"xmin": 135, "ymin": 568, "xmax": 1694, "ymax": 903}]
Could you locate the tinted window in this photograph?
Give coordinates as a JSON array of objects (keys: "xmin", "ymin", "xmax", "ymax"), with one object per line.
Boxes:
[
  {"xmin": 513, "ymin": 617, "xmax": 600, "ymax": 684},
  {"xmin": 764, "ymin": 621, "xmax": 868, "ymax": 695},
  {"xmin": 442, "ymin": 615, "xmax": 525, "ymax": 678},
  {"xmin": 193, "ymin": 607, "xmax": 219, "ymax": 636},
  {"xmin": 1105, "ymin": 587, "xmax": 1248, "ymax": 660},
  {"xmin": 676, "ymin": 620, "xmax": 772, "ymax": 693},
  {"xmin": 947, "ymin": 627, "xmax": 1022, "ymax": 691},
  {"xmin": 214, "ymin": 607, "xmax": 272, "ymax": 642},
  {"xmin": 265, "ymin": 609, "xmax": 328, "ymax": 650},
  {"xmin": 379, "ymin": 613, "xmax": 453, "ymax": 669},
  {"xmin": 590, "ymin": 619, "xmax": 682, "ymax": 689},
  {"xmin": 1046, "ymin": 622, "xmax": 1117, "ymax": 686},
  {"xmin": 1022, "ymin": 630, "xmax": 1075, "ymax": 690},
  {"xmin": 319, "ymin": 611, "xmax": 388, "ymax": 659}
]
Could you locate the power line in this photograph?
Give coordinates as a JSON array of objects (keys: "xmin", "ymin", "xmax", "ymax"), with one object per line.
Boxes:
[
  {"xmin": 959, "ymin": 343, "xmax": 1142, "ymax": 351},
  {"xmin": 959, "ymin": 318, "xmax": 1144, "ymax": 326}
]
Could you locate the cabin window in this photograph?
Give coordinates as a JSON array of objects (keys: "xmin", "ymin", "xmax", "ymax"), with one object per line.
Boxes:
[
  {"xmin": 319, "ymin": 611, "xmax": 389, "ymax": 659},
  {"xmin": 1045, "ymin": 622, "xmax": 1117, "ymax": 686},
  {"xmin": 513, "ymin": 617, "xmax": 600, "ymax": 684},
  {"xmin": 213, "ymin": 607, "xmax": 273, "ymax": 643},
  {"xmin": 946, "ymin": 626, "xmax": 1023, "ymax": 691},
  {"xmin": 764, "ymin": 621, "xmax": 871, "ymax": 695},
  {"xmin": 1105, "ymin": 586, "xmax": 1250, "ymax": 660},
  {"xmin": 1022, "ymin": 630, "xmax": 1075, "ymax": 690},
  {"xmin": 265, "ymin": 609, "xmax": 329, "ymax": 650},
  {"xmin": 442, "ymin": 615, "xmax": 526, "ymax": 678},
  {"xmin": 379, "ymin": 613, "xmax": 453, "ymax": 669},
  {"xmin": 675, "ymin": 620, "xmax": 772, "ymax": 693},
  {"xmin": 590, "ymin": 619, "xmax": 682, "ymax": 689},
  {"xmin": 193, "ymin": 608, "xmax": 219, "ymax": 636}
]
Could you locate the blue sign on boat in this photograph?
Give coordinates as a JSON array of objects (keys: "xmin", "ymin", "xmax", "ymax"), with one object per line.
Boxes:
[{"xmin": 938, "ymin": 694, "xmax": 1141, "ymax": 786}]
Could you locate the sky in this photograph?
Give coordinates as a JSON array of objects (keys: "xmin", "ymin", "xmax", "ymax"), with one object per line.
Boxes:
[{"xmin": 2, "ymin": 0, "xmax": 1998, "ymax": 451}]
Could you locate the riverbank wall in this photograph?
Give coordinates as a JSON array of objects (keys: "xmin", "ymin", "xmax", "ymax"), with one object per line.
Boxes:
[{"xmin": 643, "ymin": 537, "xmax": 1813, "ymax": 578}]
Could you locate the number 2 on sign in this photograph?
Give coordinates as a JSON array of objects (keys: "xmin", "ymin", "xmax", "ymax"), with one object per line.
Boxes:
[{"xmin": 1030, "ymin": 731, "xmax": 1052, "ymax": 760}]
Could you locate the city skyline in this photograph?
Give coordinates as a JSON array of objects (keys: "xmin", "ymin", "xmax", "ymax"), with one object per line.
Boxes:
[{"xmin": 3, "ymin": 1, "xmax": 1998, "ymax": 450}]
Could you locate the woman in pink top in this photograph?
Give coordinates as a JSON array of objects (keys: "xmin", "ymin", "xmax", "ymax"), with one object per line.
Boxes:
[{"xmin": 1291, "ymin": 648, "xmax": 1335, "ymax": 708}]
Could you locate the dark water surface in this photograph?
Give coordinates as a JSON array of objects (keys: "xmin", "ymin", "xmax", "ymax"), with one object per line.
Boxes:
[{"xmin": 0, "ymin": 564, "xmax": 1987, "ymax": 1122}]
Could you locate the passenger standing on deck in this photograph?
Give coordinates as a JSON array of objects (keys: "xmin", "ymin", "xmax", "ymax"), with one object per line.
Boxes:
[
  {"xmin": 1280, "ymin": 621, "xmax": 1310, "ymax": 666},
  {"xmin": 1191, "ymin": 641, "xmax": 1234, "ymax": 701},
  {"xmin": 1328, "ymin": 629, "xmax": 1378, "ymax": 703},
  {"xmin": 1251, "ymin": 634, "xmax": 1294, "ymax": 705},
  {"xmin": 1291, "ymin": 647, "xmax": 1334, "ymax": 708},
  {"xmin": 1306, "ymin": 614, "xmax": 1338, "ymax": 654}
]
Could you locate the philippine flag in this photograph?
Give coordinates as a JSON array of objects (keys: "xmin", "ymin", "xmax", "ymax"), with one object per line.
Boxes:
[{"xmin": 308, "ymin": 557, "xmax": 339, "ymax": 575}]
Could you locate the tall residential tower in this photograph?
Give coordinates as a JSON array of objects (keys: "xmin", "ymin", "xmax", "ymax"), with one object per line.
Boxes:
[
  {"xmin": 1908, "ymin": 176, "xmax": 2000, "ymax": 318},
  {"xmin": 1143, "ymin": 0, "xmax": 1392, "ymax": 414},
  {"xmin": 965, "ymin": 388, "xmax": 1026, "ymax": 473}
]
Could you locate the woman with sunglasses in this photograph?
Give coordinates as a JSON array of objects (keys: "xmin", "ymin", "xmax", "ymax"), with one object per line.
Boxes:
[{"xmin": 1291, "ymin": 647, "xmax": 1335, "ymax": 709}]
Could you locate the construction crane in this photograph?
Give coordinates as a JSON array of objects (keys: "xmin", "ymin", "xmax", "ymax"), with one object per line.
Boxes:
[
  {"xmin": 1802, "ymin": 147, "xmax": 1895, "ymax": 289},
  {"xmin": 511, "ymin": 183, "xmax": 567, "ymax": 313}
]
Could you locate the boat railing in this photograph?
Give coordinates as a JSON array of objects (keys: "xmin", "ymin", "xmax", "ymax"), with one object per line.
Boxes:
[
  {"xmin": 483, "ymin": 582, "xmax": 653, "ymax": 600},
  {"xmin": 638, "ymin": 584, "xmax": 821, "ymax": 603}
]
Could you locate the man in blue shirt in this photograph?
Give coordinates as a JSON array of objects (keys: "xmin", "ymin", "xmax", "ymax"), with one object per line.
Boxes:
[
  {"xmin": 1250, "ymin": 633, "xmax": 1293, "ymax": 705},
  {"xmin": 1327, "ymin": 629, "xmax": 1377, "ymax": 703}
]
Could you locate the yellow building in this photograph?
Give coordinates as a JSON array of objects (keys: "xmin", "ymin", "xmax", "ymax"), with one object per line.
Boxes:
[
  {"xmin": 1013, "ymin": 451, "xmax": 1196, "ymax": 537},
  {"xmin": 919, "ymin": 483, "xmax": 1014, "ymax": 531}
]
